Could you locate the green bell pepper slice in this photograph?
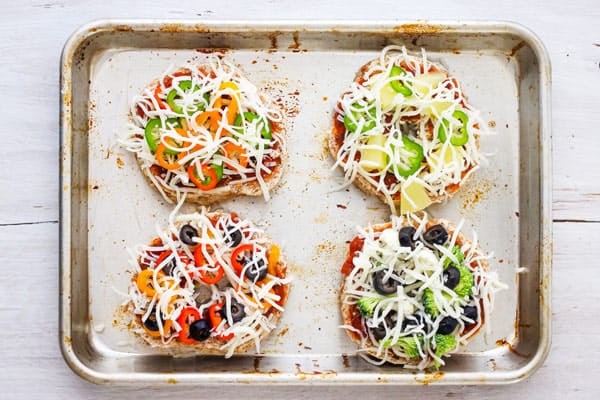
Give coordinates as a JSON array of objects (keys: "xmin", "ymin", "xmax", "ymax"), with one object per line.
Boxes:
[
  {"xmin": 389, "ymin": 66, "xmax": 413, "ymax": 97},
  {"xmin": 438, "ymin": 110, "xmax": 469, "ymax": 146},
  {"xmin": 166, "ymin": 80, "xmax": 207, "ymax": 115},
  {"xmin": 144, "ymin": 118, "xmax": 182, "ymax": 154},
  {"xmin": 343, "ymin": 104, "xmax": 377, "ymax": 133},
  {"xmin": 210, "ymin": 162, "xmax": 224, "ymax": 182},
  {"xmin": 233, "ymin": 112, "xmax": 272, "ymax": 141},
  {"xmin": 389, "ymin": 135, "xmax": 424, "ymax": 178}
]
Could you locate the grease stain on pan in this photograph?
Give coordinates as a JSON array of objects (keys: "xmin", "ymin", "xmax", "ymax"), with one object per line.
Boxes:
[
  {"xmin": 393, "ymin": 23, "xmax": 449, "ymax": 35},
  {"xmin": 413, "ymin": 371, "xmax": 444, "ymax": 385},
  {"xmin": 495, "ymin": 338, "xmax": 529, "ymax": 358},
  {"xmin": 289, "ymin": 32, "xmax": 301, "ymax": 50}
]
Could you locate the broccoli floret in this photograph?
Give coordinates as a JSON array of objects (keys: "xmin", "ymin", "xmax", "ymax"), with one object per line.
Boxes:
[
  {"xmin": 443, "ymin": 245, "xmax": 465, "ymax": 269},
  {"xmin": 382, "ymin": 336, "xmax": 424, "ymax": 359},
  {"xmin": 453, "ymin": 264, "xmax": 474, "ymax": 298},
  {"xmin": 397, "ymin": 336, "xmax": 424, "ymax": 359},
  {"xmin": 357, "ymin": 297, "xmax": 381, "ymax": 317},
  {"xmin": 433, "ymin": 334, "xmax": 457, "ymax": 368},
  {"xmin": 423, "ymin": 289, "xmax": 439, "ymax": 318}
]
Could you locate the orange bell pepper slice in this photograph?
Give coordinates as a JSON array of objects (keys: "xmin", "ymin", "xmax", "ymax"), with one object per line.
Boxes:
[
  {"xmin": 267, "ymin": 245, "xmax": 280, "ymax": 276},
  {"xmin": 156, "ymin": 142, "xmax": 187, "ymax": 170},
  {"xmin": 195, "ymin": 110, "xmax": 221, "ymax": 133},
  {"xmin": 223, "ymin": 142, "xmax": 249, "ymax": 169}
]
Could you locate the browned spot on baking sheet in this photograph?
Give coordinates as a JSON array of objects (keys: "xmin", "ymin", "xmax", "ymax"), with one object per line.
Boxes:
[
  {"xmin": 114, "ymin": 25, "xmax": 134, "ymax": 32},
  {"xmin": 414, "ymin": 371, "xmax": 444, "ymax": 385},
  {"xmin": 342, "ymin": 354, "xmax": 350, "ymax": 368},
  {"xmin": 509, "ymin": 41, "xmax": 526, "ymax": 57},
  {"xmin": 289, "ymin": 32, "xmax": 301, "ymax": 50},
  {"xmin": 498, "ymin": 258, "xmax": 504, "ymax": 263},
  {"xmin": 254, "ymin": 356, "xmax": 263, "ymax": 371},
  {"xmin": 159, "ymin": 24, "xmax": 185, "ymax": 33},
  {"xmin": 488, "ymin": 120, "xmax": 496, "ymax": 128},
  {"xmin": 277, "ymin": 327, "xmax": 289, "ymax": 337},
  {"xmin": 116, "ymin": 157, "xmax": 124, "ymax": 168},
  {"xmin": 167, "ymin": 378, "xmax": 178, "ymax": 384},
  {"xmin": 64, "ymin": 335, "xmax": 72, "ymax": 345},
  {"xmin": 496, "ymin": 338, "xmax": 529, "ymax": 358},
  {"xmin": 394, "ymin": 23, "xmax": 447, "ymax": 35},
  {"xmin": 336, "ymin": 204, "xmax": 347, "ymax": 209},
  {"xmin": 268, "ymin": 32, "xmax": 280, "ymax": 49},
  {"xmin": 460, "ymin": 179, "xmax": 492, "ymax": 211},
  {"xmin": 196, "ymin": 48, "xmax": 230, "ymax": 54}
]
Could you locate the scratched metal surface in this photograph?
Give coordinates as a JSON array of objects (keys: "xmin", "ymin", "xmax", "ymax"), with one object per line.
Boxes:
[{"xmin": 60, "ymin": 20, "xmax": 551, "ymax": 385}]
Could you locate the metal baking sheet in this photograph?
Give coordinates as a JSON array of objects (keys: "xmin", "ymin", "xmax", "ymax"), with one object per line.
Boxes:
[{"xmin": 60, "ymin": 20, "xmax": 552, "ymax": 385}]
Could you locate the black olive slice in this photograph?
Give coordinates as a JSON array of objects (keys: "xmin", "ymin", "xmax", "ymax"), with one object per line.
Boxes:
[
  {"xmin": 463, "ymin": 305, "xmax": 478, "ymax": 327},
  {"xmin": 221, "ymin": 298, "xmax": 246, "ymax": 323},
  {"xmin": 401, "ymin": 313, "xmax": 424, "ymax": 330},
  {"xmin": 399, "ymin": 226, "xmax": 417, "ymax": 249},
  {"xmin": 443, "ymin": 266, "xmax": 461, "ymax": 289},
  {"xmin": 372, "ymin": 270, "xmax": 400, "ymax": 295},
  {"xmin": 437, "ymin": 316, "xmax": 458, "ymax": 334},
  {"xmin": 143, "ymin": 309, "xmax": 161, "ymax": 332},
  {"xmin": 224, "ymin": 225, "xmax": 243, "ymax": 247},
  {"xmin": 189, "ymin": 319, "xmax": 212, "ymax": 341},
  {"xmin": 370, "ymin": 311, "xmax": 397, "ymax": 340},
  {"xmin": 244, "ymin": 258, "xmax": 267, "ymax": 282},
  {"xmin": 179, "ymin": 224, "xmax": 198, "ymax": 246},
  {"xmin": 423, "ymin": 224, "xmax": 449, "ymax": 245}
]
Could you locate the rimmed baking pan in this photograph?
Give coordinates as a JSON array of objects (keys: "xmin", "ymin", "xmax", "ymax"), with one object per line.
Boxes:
[{"xmin": 60, "ymin": 19, "xmax": 551, "ymax": 385}]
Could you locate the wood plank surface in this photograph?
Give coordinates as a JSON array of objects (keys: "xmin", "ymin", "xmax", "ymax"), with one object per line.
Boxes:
[{"xmin": 1, "ymin": 0, "xmax": 599, "ymax": 398}]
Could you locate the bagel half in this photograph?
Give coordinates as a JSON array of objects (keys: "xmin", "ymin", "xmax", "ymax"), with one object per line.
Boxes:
[
  {"xmin": 123, "ymin": 58, "xmax": 286, "ymax": 205},
  {"xmin": 329, "ymin": 46, "xmax": 486, "ymax": 214},
  {"xmin": 124, "ymin": 208, "xmax": 290, "ymax": 357},
  {"xmin": 340, "ymin": 213, "xmax": 501, "ymax": 369}
]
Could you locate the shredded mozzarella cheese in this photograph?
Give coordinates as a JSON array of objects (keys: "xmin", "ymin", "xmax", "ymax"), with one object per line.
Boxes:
[
  {"xmin": 341, "ymin": 213, "xmax": 506, "ymax": 369},
  {"xmin": 126, "ymin": 203, "xmax": 290, "ymax": 357},
  {"xmin": 334, "ymin": 46, "xmax": 490, "ymax": 213},
  {"xmin": 119, "ymin": 57, "xmax": 284, "ymax": 203}
]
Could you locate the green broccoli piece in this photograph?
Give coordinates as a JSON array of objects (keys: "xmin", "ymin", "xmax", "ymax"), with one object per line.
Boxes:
[
  {"xmin": 453, "ymin": 264, "xmax": 474, "ymax": 298},
  {"xmin": 397, "ymin": 336, "xmax": 424, "ymax": 359},
  {"xmin": 433, "ymin": 334, "xmax": 458, "ymax": 368},
  {"xmin": 443, "ymin": 245, "xmax": 465, "ymax": 269},
  {"xmin": 423, "ymin": 289, "xmax": 439, "ymax": 318},
  {"xmin": 357, "ymin": 297, "xmax": 381, "ymax": 317},
  {"xmin": 382, "ymin": 336, "xmax": 424, "ymax": 359}
]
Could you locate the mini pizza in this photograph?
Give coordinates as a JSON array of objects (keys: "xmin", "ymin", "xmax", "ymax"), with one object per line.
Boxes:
[
  {"xmin": 122, "ymin": 57, "xmax": 286, "ymax": 204},
  {"xmin": 125, "ymin": 207, "xmax": 290, "ymax": 357},
  {"xmin": 340, "ymin": 213, "xmax": 504, "ymax": 369},
  {"xmin": 329, "ymin": 46, "xmax": 488, "ymax": 214}
]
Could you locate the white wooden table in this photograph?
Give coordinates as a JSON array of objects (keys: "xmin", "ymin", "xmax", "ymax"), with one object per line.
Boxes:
[{"xmin": 1, "ymin": 0, "xmax": 598, "ymax": 398}]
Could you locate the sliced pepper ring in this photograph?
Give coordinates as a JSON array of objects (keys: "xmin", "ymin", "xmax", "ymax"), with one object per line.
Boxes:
[
  {"xmin": 166, "ymin": 80, "xmax": 208, "ymax": 115},
  {"xmin": 233, "ymin": 112, "xmax": 272, "ymax": 141},
  {"xmin": 193, "ymin": 245, "xmax": 224, "ymax": 284},
  {"xmin": 144, "ymin": 118, "xmax": 182, "ymax": 154},
  {"xmin": 343, "ymin": 103, "xmax": 377, "ymax": 133},
  {"xmin": 438, "ymin": 110, "xmax": 470, "ymax": 146},
  {"xmin": 177, "ymin": 307, "xmax": 201, "ymax": 345},
  {"xmin": 208, "ymin": 303, "xmax": 234, "ymax": 340},
  {"xmin": 389, "ymin": 65, "xmax": 413, "ymax": 97},
  {"xmin": 389, "ymin": 135, "xmax": 424, "ymax": 178},
  {"xmin": 188, "ymin": 163, "xmax": 218, "ymax": 190}
]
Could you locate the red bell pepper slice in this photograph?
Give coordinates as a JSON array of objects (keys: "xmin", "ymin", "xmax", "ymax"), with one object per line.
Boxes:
[
  {"xmin": 230, "ymin": 243, "xmax": 255, "ymax": 275},
  {"xmin": 193, "ymin": 245, "xmax": 224, "ymax": 284},
  {"xmin": 177, "ymin": 307, "xmax": 201, "ymax": 345},
  {"xmin": 208, "ymin": 303, "xmax": 234, "ymax": 341},
  {"xmin": 188, "ymin": 163, "xmax": 218, "ymax": 190}
]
